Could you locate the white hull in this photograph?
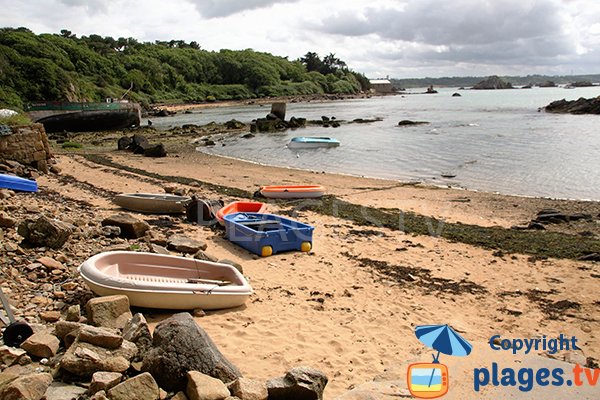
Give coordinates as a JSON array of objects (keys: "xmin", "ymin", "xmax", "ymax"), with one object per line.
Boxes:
[
  {"xmin": 113, "ymin": 193, "xmax": 190, "ymax": 214},
  {"xmin": 78, "ymin": 251, "xmax": 252, "ymax": 310},
  {"xmin": 287, "ymin": 142, "xmax": 340, "ymax": 149}
]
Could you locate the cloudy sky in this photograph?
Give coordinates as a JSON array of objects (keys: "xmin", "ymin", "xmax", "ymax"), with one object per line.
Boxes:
[{"xmin": 1, "ymin": 0, "xmax": 599, "ymax": 78}]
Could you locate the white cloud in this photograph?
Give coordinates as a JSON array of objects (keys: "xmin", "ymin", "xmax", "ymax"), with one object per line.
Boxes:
[
  {"xmin": 0, "ymin": 0, "xmax": 599, "ymax": 78},
  {"xmin": 187, "ymin": 0, "xmax": 300, "ymax": 18}
]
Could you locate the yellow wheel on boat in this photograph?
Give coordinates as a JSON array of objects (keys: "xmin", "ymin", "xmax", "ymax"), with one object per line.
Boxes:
[
  {"xmin": 300, "ymin": 242, "xmax": 312, "ymax": 252},
  {"xmin": 261, "ymin": 246, "xmax": 273, "ymax": 257}
]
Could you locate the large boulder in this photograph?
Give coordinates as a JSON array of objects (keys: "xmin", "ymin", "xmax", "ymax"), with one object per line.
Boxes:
[
  {"xmin": 128, "ymin": 134, "xmax": 150, "ymax": 154},
  {"xmin": 143, "ymin": 144, "xmax": 167, "ymax": 158},
  {"xmin": 266, "ymin": 367, "xmax": 328, "ymax": 400},
  {"xmin": 544, "ymin": 96, "xmax": 600, "ymax": 114},
  {"xmin": 142, "ymin": 312, "xmax": 242, "ymax": 392},
  {"xmin": 17, "ymin": 215, "xmax": 73, "ymax": 248}
]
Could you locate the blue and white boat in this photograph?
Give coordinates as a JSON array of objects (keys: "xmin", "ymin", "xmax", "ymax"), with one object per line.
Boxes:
[
  {"xmin": 287, "ymin": 136, "xmax": 340, "ymax": 149},
  {"xmin": 0, "ymin": 173, "xmax": 38, "ymax": 192}
]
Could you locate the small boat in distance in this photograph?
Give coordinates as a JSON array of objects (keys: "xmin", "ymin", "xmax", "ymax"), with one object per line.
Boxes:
[
  {"xmin": 216, "ymin": 201, "xmax": 267, "ymax": 226},
  {"xmin": 78, "ymin": 251, "xmax": 253, "ymax": 310},
  {"xmin": 287, "ymin": 137, "xmax": 340, "ymax": 149},
  {"xmin": 260, "ymin": 185, "xmax": 325, "ymax": 199},
  {"xmin": 0, "ymin": 173, "xmax": 37, "ymax": 192},
  {"xmin": 113, "ymin": 193, "xmax": 191, "ymax": 214}
]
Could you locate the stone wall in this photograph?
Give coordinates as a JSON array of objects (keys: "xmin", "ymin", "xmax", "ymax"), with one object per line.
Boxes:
[{"xmin": 0, "ymin": 123, "xmax": 52, "ymax": 173}]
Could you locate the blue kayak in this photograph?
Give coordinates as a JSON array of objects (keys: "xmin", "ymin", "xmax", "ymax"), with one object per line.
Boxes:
[
  {"xmin": 0, "ymin": 173, "xmax": 38, "ymax": 192},
  {"xmin": 287, "ymin": 136, "xmax": 340, "ymax": 149}
]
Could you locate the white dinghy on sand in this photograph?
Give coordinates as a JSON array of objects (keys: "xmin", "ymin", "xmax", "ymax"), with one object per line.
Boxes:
[{"xmin": 78, "ymin": 251, "xmax": 252, "ymax": 310}]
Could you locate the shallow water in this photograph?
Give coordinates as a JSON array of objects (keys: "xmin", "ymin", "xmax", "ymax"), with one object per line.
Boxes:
[{"xmin": 151, "ymin": 86, "xmax": 600, "ymax": 200}]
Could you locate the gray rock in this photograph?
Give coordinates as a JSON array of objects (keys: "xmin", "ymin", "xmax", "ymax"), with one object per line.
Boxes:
[
  {"xmin": 20, "ymin": 331, "xmax": 60, "ymax": 358},
  {"xmin": 0, "ymin": 211, "xmax": 17, "ymax": 228},
  {"xmin": 66, "ymin": 305, "xmax": 81, "ymax": 322},
  {"xmin": 107, "ymin": 372, "xmax": 159, "ymax": 400},
  {"xmin": 78, "ymin": 325, "xmax": 123, "ymax": 349},
  {"xmin": 141, "ymin": 312, "xmax": 242, "ymax": 392},
  {"xmin": 267, "ymin": 367, "xmax": 328, "ymax": 400},
  {"xmin": 168, "ymin": 234, "xmax": 207, "ymax": 254},
  {"xmin": 43, "ymin": 382, "xmax": 87, "ymax": 400},
  {"xmin": 228, "ymin": 377, "xmax": 268, "ymax": 400},
  {"xmin": 0, "ymin": 372, "xmax": 53, "ymax": 400},
  {"xmin": 86, "ymin": 295, "xmax": 133, "ymax": 330},
  {"xmin": 17, "ymin": 215, "xmax": 73, "ymax": 248},
  {"xmin": 60, "ymin": 338, "xmax": 137, "ymax": 377},
  {"xmin": 122, "ymin": 313, "xmax": 153, "ymax": 362},
  {"xmin": 101, "ymin": 213, "xmax": 150, "ymax": 239},
  {"xmin": 186, "ymin": 371, "xmax": 230, "ymax": 400},
  {"xmin": 88, "ymin": 371, "xmax": 123, "ymax": 395},
  {"xmin": 193, "ymin": 250, "xmax": 218, "ymax": 262},
  {"xmin": 143, "ymin": 143, "xmax": 167, "ymax": 158}
]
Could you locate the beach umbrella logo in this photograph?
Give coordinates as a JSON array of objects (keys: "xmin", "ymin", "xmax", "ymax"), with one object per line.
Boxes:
[{"xmin": 407, "ymin": 324, "xmax": 472, "ymax": 398}]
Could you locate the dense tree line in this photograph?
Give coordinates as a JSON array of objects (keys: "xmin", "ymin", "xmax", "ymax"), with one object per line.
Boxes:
[{"xmin": 0, "ymin": 27, "xmax": 370, "ymax": 110}]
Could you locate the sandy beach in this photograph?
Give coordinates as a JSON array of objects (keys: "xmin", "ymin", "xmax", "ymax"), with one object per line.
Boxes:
[{"xmin": 32, "ymin": 143, "xmax": 599, "ymax": 398}]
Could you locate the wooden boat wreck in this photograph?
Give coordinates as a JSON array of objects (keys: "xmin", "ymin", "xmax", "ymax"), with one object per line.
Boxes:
[
  {"xmin": 26, "ymin": 101, "xmax": 141, "ymax": 133},
  {"xmin": 78, "ymin": 251, "xmax": 253, "ymax": 310}
]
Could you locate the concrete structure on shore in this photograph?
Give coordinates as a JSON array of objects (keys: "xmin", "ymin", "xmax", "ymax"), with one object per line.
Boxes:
[{"xmin": 369, "ymin": 79, "xmax": 393, "ymax": 94}]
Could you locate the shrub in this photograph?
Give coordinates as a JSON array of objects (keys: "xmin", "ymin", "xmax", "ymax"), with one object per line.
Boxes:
[{"xmin": 61, "ymin": 141, "xmax": 83, "ymax": 149}]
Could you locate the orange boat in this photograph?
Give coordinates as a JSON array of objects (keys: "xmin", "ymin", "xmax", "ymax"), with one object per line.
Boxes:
[
  {"xmin": 259, "ymin": 185, "xmax": 325, "ymax": 199},
  {"xmin": 216, "ymin": 201, "xmax": 268, "ymax": 226}
]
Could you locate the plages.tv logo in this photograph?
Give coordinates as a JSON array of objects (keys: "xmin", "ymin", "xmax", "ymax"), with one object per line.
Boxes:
[{"xmin": 407, "ymin": 324, "xmax": 473, "ymax": 398}]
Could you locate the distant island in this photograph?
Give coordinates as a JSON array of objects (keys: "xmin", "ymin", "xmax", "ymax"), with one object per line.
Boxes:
[{"xmin": 391, "ymin": 74, "xmax": 600, "ymax": 89}]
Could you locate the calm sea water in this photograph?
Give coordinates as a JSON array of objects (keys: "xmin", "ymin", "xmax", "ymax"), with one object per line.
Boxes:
[{"xmin": 151, "ymin": 87, "xmax": 600, "ymax": 200}]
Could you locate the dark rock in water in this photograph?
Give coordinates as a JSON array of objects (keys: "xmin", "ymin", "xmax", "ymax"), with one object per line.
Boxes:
[
  {"xmin": 331, "ymin": 121, "xmax": 340, "ymax": 128},
  {"xmin": 398, "ymin": 120, "xmax": 429, "ymax": 126},
  {"xmin": 117, "ymin": 136, "xmax": 132, "ymax": 150},
  {"xmin": 267, "ymin": 366, "xmax": 328, "ymax": 400},
  {"xmin": 321, "ymin": 116, "xmax": 330, "ymax": 122},
  {"xmin": 252, "ymin": 118, "xmax": 288, "ymax": 132},
  {"xmin": 539, "ymin": 81, "xmax": 556, "ymax": 87},
  {"xmin": 241, "ymin": 133, "xmax": 255, "ymax": 139},
  {"xmin": 472, "ymin": 75, "xmax": 514, "ymax": 90},
  {"xmin": 154, "ymin": 109, "xmax": 171, "ymax": 117},
  {"xmin": 141, "ymin": 312, "xmax": 242, "ymax": 392},
  {"xmin": 452, "ymin": 92, "xmax": 461, "ymax": 97},
  {"xmin": 266, "ymin": 112, "xmax": 280, "ymax": 121},
  {"xmin": 288, "ymin": 117, "xmax": 306, "ymax": 128},
  {"xmin": 102, "ymin": 213, "xmax": 150, "ymax": 239},
  {"xmin": 143, "ymin": 143, "xmax": 167, "ymax": 158},
  {"xmin": 17, "ymin": 215, "xmax": 73, "ymax": 249},
  {"xmin": 544, "ymin": 97, "xmax": 600, "ymax": 114},
  {"xmin": 225, "ymin": 119, "xmax": 245, "ymax": 129},
  {"xmin": 426, "ymin": 85, "xmax": 438, "ymax": 94}
]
